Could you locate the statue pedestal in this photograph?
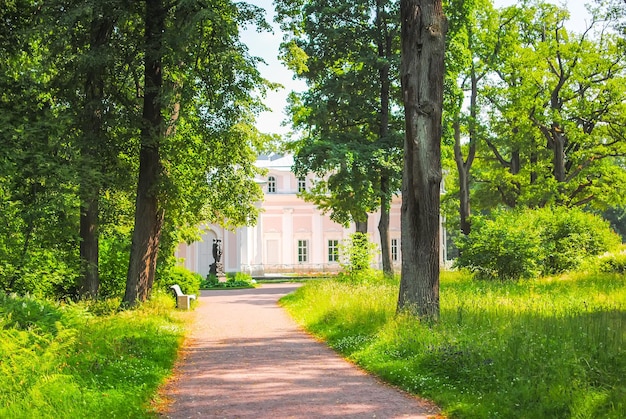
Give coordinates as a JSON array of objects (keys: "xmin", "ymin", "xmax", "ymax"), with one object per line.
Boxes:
[{"xmin": 216, "ymin": 262, "xmax": 227, "ymax": 282}]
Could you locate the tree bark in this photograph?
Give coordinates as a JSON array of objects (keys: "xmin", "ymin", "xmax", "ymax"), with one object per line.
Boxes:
[
  {"xmin": 378, "ymin": 176, "xmax": 393, "ymax": 276},
  {"xmin": 376, "ymin": 0, "xmax": 394, "ymax": 276},
  {"xmin": 453, "ymin": 117, "xmax": 473, "ymax": 236},
  {"xmin": 123, "ymin": 0, "xmax": 166, "ymax": 307},
  {"xmin": 355, "ymin": 217, "xmax": 368, "ymax": 234},
  {"xmin": 79, "ymin": 11, "xmax": 114, "ymax": 299},
  {"xmin": 397, "ymin": 0, "xmax": 446, "ymax": 320}
]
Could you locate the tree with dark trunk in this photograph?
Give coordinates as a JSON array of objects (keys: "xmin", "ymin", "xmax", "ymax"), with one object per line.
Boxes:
[
  {"xmin": 276, "ymin": 0, "xmax": 403, "ymax": 272},
  {"xmin": 123, "ymin": 0, "xmax": 166, "ymax": 307},
  {"xmin": 397, "ymin": 0, "xmax": 447, "ymax": 319},
  {"xmin": 79, "ymin": 8, "xmax": 115, "ymax": 299}
]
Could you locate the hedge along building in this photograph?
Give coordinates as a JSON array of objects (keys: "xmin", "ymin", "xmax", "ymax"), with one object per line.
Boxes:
[{"xmin": 175, "ymin": 154, "xmax": 446, "ymax": 278}]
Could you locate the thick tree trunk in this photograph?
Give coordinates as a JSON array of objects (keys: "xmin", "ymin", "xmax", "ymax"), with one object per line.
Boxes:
[
  {"xmin": 397, "ymin": 0, "xmax": 446, "ymax": 320},
  {"xmin": 123, "ymin": 0, "xmax": 166, "ymax": 307},
  {"xmin": 355, "ymin": 217, "xmax": 368, "ymax": 234},
  {"xmin": 378, "ymin": 177, "xmax": 393, "ymax": 276},
  {"xmin": 79, "ymin": 12, "xmax": 114, "ymax": 299},
  {"xmin": 376, "ymin": 1, "xmax": 394, "ymax": 276},
  {"xmin": 79, "ymin": 194, "xmax": 99, "ymax": 297}
]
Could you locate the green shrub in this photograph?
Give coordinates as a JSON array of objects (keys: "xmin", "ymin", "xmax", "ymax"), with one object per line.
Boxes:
[
  {"xmin": 535, "ymin": 206, "xmax": 622, "ymax": 274},
  {"xmin": 455, "ymin": 211, "xmax": 543, "ymax": 280},
  {"xmin": 99, "ymin": 234, "xmax": 131, "ymax": 298},
  {"xmin": 156, "ymin": 266, "xmax": 201, "ymax": 297},
  {"xmin": 598, "ymin": 253, "xmax": 626, "ymax": 274},
  {"xmin": 201, "ymin": 272, "xmax": 256, "ymax": 289},
  {"xmin": 339, "ymin": 233, "xmax": 378, "ymax": 279},
  {"xmin": 456, "ymin": 207, "xmax": 621, "ymax": 280},
  {"xmin": 0, "ymin": 292, "xmax": 184, "ymax": 418}
]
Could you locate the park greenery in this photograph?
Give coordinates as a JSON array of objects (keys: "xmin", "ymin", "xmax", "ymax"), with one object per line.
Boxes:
[
  {"xmin": 0, "ymin": 291, "xmax": 186, "ymax": 418},
  {"xmin": 280, "ymin": 268, "xmax": 626, "ymax": 418},
  {"xmin": 1, "ymin": 0, "xmax": 625, "ymax": 416},
  {"xmin": 277, "ymin": 0, "xmax": 626, "ymax": 316},
  {"xmin": 0, "ymin": 0, "xmax": 273, "ymax": 304}
]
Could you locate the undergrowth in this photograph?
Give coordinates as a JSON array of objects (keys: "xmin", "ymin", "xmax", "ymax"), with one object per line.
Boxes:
[
  {"xmin": 0, "ymin": 291, "xmax": 187, "ymax": 418},
  {"xmin": 280, "ymin": 271, "xmax": 625, "ymax": 418}
]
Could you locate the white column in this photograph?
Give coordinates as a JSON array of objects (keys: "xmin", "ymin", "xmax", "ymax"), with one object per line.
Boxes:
[
  {"xmin": 312, "ymin": 210, "xmax": 323, "ymax": 265},
  {"xmin": 282, "ymin": 208, "xmax": 294, "ymax": 266}
]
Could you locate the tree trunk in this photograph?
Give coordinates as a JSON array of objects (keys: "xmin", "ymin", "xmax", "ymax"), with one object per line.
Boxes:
[
  {"xmin": 355, "ymin": 217, "xmax": 368, "ymax": 234},
  {"xmin": 376, "ymin": 0, "xmax": 394, "ymax": 276},
  {"xmin": 79, "ymin": 12, "xmax": 114, "ymax": 299},
  {"xmin": 79, "ymin": 194, "xmax": 99, "ymax": 297},
  {"xmin": 397, "ymin": 0, "xmax": 446, "ymax": 320},
  {"xmin": 453, "ymin": 117, "xmax": 472, "ymax": 236},
  {"xmin": 123, "ymin": 0, "xmax": 166, "ymax": 307},
  {"xmin": 552, "ymin": 126, "xmax": 566, "ymax": 182},
  {"xmin": 378, "ymin": 176, "xmax": 393, "ymax": 276}
]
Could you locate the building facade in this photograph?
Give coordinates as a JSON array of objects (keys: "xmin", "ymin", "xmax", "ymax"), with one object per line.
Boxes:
[{"xmin": 175, "ymin": 154, "xmax": 445, "ymax": 278}]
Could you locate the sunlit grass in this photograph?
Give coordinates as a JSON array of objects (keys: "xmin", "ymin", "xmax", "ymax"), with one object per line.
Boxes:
[
  {"xmin": 0, "ymin": 291, "xmax": 188, "ymax": 418},
  {"xmin": 280, "ymin": 271, "xmax": 625, "ymax": 418}
]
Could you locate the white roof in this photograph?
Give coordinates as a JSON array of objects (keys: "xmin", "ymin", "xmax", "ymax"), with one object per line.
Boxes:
[{"xmin": 255, "ymin": 153, "xmax": 294, "ymax": 171}]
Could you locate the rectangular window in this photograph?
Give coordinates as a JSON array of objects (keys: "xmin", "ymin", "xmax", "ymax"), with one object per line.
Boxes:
[
  {"xmin": 298, "ymin": 176, "xmax": 306, "ymax": 192},
  {"xmin": 297, "ymin": 240, "xmax": 308, "ymax": 263},
  {"xmin": 268, "ymin": 176, "xmax": 276, "ymax": 193},
  {"xmin": 328, "ymin": 239, "xmax": 339, "ymax": 262},
  {"xmin": 391, "ymin": 238, "xmax": 398, "ymax": 262}
]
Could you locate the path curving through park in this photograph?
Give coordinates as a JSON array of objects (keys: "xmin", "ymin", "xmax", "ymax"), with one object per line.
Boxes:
[{"xmin": 160, "ymin": 283, "xmax": 440, "ymax": 418}]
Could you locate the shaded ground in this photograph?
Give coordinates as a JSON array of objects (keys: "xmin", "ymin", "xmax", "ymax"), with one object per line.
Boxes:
[{"xmin": 160, "ymin": 283, "xmax": 440, "ymax": 418}]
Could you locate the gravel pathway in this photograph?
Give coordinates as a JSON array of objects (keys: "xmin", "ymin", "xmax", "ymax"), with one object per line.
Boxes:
[{"xmin": 160, "ymin": 283, "xmax": 440, "ymax": 418}]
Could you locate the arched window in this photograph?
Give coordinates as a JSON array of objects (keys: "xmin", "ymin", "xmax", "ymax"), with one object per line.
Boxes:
[
  {"xmin": 297, "ymin": 176, "xmax": 306, "ymax": 192},
  {"xmin": 267, "ymin": 176, "xmax": 276, "ymax": 193}
]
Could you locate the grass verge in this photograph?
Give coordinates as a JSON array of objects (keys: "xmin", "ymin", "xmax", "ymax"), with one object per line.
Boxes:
[
  {"xmin": 280, "ymin": 271, "xmax": 625, "ymax": 418},
  {"xmin": 0, "ymin": 291, "xmax": 187, "ymax": 418}
]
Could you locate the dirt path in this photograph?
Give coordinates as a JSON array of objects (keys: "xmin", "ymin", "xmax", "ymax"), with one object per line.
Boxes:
[{"xmin": 160, "ymin": 283, "xmax": 439, "ymax": 418}]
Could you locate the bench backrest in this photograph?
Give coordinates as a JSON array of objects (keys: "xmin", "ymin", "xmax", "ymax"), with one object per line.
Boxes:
[{"xmin": 171, "ymin": 284, "xmax": 184, "ymax": 296}]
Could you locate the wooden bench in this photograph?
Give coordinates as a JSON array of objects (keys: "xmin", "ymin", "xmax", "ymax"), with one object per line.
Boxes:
[{"xmin": 170, "ymin": 284, "xmax": 196, "ymax": 310}]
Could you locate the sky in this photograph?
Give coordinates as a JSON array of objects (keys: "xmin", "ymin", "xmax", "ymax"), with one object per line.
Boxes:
[{"xmin": 240, "ymin": 0, "xmax": 592, "ymax": 137}]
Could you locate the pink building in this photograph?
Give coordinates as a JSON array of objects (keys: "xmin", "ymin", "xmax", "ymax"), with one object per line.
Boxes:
[{"xmin": 176, "ymin": 154, "xmax": 445, "ymax": 278}]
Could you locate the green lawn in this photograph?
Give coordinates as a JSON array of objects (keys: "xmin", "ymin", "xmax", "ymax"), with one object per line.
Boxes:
[
  {"xmin": 0, "ymin": 292, "xmax": 187, "ymax": 418},
  {"xmin": 280, "ymin": 271, "xmax": 625, "ymax": 418}
]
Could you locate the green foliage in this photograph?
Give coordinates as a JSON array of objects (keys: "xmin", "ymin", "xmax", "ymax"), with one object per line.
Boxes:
[
  {"xmin": 0, "ymin": 292, "xmax": 185, "ymax": 417},
  {"xmin": 276, "ymin": 0, "xmax": 403, "ymax": 230},
  {"xmin": 338, "ymin": 233, "xmax": 378, "ymax": 281},
  {"xmin": 537, "ymin": 207, "xmax": 622, "ymax": 274},
  {"xmin": 200, "ymin": 272, "xmax": 256, "ymax": 289},
  {"xmin": 281, "ymin": 271, "xmax": 626, "ymax": 418},
  {"xmin": 455, "ymin": 212, "xmax": 543, "ymax": 280},
  {"xmin": 1, "ymin": 0, "xmax": 272, "ymax": 305},
  {"xmin": 469, "ymin": 1, "xmax": 626, "ymax": 210},
  {"xmin": 456, "ymin": 207, "xmax": 621, "ymax": 280},
  {"xmin": 98, "ymin": 233, "xmax": 131, "ymax": 299},
  {"xmin": 598, "ymin": 252, "xmax": 626, "ymax": 274},
  {"xmin": 157, "ymin": 266, "xmax": 202, "ymax": 298}
]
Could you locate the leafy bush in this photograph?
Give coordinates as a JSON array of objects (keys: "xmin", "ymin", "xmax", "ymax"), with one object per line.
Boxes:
[
  {"xmin": 456, "ymin": 207, "xmax": 621, "ymax": 280},
  {"xmin": 339, "ymin": 233, "xmax": 378, "ymax": 279},
  {"xmin": 200, "ymin": 272, "xmax": 256, "ymax": 289},
  {"xmin": 598, "ymin": 252, "xmax": 626, "ymax": 274},
  {"xmin": 0, "ymin": 292, "xmax": 185, "ymax": 418},
  {"xmin": 156, "ymin": 266, "xmax": 201, "ymax": 297},
  {"xmin": 535, "ymin": 206, "xmax": 621, "ymax": 274},
  {"xmin": 455, "ymin": 211, "xmax": 543, "ymax": 280},
  {"xmin": 99, "ymin": 234, "xmax": 131, "ymax": 298}
]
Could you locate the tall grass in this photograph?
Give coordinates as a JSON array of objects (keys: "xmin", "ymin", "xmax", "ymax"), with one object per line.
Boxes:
[
  {"xmin": 280, "ymin": 271, "xmax": 625, "ymax": 418},
  {"xmin": 0, "ymin": 291, "xmax": 187, "ymax": 418}
]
